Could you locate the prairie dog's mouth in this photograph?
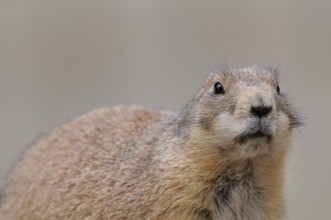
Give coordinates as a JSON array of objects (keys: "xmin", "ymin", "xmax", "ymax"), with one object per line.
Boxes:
[
  {"xmin": 236, "ymin": 130, "xmax": 272, "ymax": 143},
  {"xmin": 235, "ymin": 120, "xmax": 273, "ymax": 143},
  {"xmin": 218, "ymin": 113, "xmax": 275, "ymax": 144}
]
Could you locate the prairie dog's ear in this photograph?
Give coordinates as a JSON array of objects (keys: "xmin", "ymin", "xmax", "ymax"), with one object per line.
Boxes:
[
  {"xmin": 264, "ymin": 65, "xmax": 280, "ymax": 80},
  {"xmin": 248, "ymin": 65, "xmax": 280, "ymax": 79},
  {"xmin": 271, "ymin": 66, "xmax": 280, "ymax": 77}
]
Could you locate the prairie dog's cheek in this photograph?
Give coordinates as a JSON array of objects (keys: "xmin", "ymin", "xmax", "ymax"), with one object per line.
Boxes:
[
  {"xmin": 276, "ymin": 112, "xmax": 292, "ymax": 135},
  {"xmin": 216, "ymin": 113, "xmax": 246, "ymax": 139}
]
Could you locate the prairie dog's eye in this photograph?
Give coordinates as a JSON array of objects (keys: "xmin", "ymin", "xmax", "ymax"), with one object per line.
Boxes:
[
  {"xmin": 214, "ymin": 82, "xmax": 225, "ymax": 94},
  {"xmin": 277, "ymin": 85, "xmax": 280, "ymax": 94}
]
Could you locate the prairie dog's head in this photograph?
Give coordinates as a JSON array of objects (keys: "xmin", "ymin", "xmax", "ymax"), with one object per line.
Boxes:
[{"xmin": 183, "ymin": 66, "xmax": 300, "ymax": 160}]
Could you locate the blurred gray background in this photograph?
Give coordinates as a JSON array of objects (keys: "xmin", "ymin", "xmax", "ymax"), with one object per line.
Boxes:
[{"xmin": 0, "ymin": 0, "xmax": 330, "ymax": 219}]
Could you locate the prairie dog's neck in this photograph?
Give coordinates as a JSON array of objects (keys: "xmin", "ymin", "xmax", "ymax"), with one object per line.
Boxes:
[{"xmin": 154, "ymin": 132, "xmax": 287, "ymax": 220}]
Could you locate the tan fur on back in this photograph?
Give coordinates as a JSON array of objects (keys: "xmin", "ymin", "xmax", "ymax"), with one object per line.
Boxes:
[{"xmin": 0, "ymin": 66, "xmax": 300, "ymax": 220}]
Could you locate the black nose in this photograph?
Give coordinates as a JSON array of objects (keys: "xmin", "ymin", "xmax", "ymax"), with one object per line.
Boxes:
[{"xmin": 250, "ymin": 105, "xmax": 272, "ymax": 118}]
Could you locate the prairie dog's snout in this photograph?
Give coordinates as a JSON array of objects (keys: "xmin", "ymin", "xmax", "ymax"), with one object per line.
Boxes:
[
  {"xmin": 229, "ymin": 86, "xmax": 277, "ymax": 143},
  {"xmin": 235, "ymin": 84, "xmax": 276, "ymax": 120},
  {"xmin": 250, "ymin": 93, "xmax": 273, "ymax": 118},
  {"xmin": 243, "ymin": 88, "xmax": 277, "ymax": 137}
]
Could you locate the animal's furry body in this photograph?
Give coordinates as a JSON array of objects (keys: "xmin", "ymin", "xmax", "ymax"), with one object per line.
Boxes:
[{"xmin": 0, "ymin": 66, "xmax": 300, "ymax": 219}]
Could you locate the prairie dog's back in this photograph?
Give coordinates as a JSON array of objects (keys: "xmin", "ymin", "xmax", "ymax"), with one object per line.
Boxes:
[{"xmin": 0, "ymin": 106, "xmax": 175, "ymax": 219}]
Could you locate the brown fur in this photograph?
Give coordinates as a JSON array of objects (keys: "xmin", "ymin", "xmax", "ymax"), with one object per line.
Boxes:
[{"xmin": 0, "ymin": 66, "xmax": 300, "ymax": 219}]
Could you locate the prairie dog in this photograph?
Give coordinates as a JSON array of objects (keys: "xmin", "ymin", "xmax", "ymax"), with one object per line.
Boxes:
[{"xmin": 0, "ymin": 66, "xmax": 300, "ymax": 220}]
